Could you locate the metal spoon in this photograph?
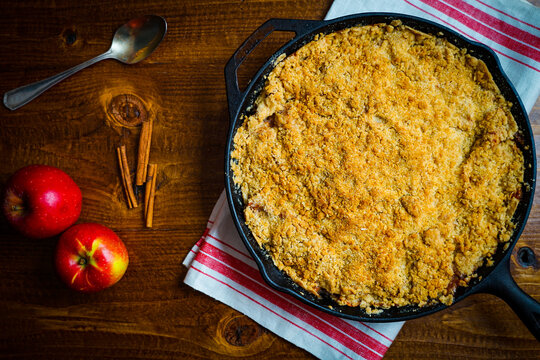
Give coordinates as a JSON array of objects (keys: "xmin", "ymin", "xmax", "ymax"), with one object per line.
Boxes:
[{"xmin": 3, "ymin": 15, "xmax": 167, "ymax": 111}]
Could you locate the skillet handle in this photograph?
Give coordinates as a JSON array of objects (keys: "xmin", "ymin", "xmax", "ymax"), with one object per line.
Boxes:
[
  {"xmin": 224, "ymin": 18, "xmax": 322, "ymax": 122},
  {"xmin": 475, "ymin": 259, "xmax": 540, "ymax": 341}
]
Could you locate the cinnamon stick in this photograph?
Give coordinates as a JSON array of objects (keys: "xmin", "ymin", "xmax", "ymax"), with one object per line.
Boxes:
[
  {"xmin": 116, "ymin": 145, "xmax": 138, "ymax": 208},
  {"xmin": 116, "ymin": 147, "xmax": 132, "ymax": 208},
  {"xmin": 136, "ymin": 118, "xmax": 153, "ymax": 186},
  {"xmin": 145, "ymin": 163, "xmax": 157, "ymax": 227},
  {"xmin": 143, "ymin": 117, "xmax": 153, "ymax": 180},
  {"xmin": 144, "ymin": 163, "xmax": 155, "ymax": 218}
]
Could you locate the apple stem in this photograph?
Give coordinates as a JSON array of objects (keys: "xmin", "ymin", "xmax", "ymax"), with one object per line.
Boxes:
[{"xmin": 78, "ymin": 257, "xmax": 87, "ymax": 266}]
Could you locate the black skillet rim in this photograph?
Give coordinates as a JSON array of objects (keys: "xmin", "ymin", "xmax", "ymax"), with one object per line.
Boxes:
[{"xmin": 224, "ymin": 12, "xmax": 536, "ymax": 322}]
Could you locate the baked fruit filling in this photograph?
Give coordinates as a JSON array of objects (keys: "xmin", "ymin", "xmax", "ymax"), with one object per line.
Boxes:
[{"xmin": 231, "ymin": 21, "xmax": 524, "ymax": 312}]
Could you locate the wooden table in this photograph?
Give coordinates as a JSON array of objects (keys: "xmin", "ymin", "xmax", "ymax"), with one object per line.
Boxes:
[{"xmin": 0, "ymin": 1, "xmax": 538, "ymax": 359}]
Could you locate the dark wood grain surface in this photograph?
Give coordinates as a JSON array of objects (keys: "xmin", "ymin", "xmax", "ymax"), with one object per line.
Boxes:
[{"xmin": 0, "ymin": 1, "xmax": 538, "ymax": 359}]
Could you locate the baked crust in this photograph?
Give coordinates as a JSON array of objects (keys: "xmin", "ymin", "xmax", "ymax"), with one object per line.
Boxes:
[{"xmin": 231, "ymin": 22, "xmax": 524, "ymax": 310}]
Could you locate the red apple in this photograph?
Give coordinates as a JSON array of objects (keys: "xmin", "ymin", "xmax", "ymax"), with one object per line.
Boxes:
[
  {"xmin": 55, "ymin": 223, "xmax": 129, "ymax": 292},
  {"xmin": 2, "ymin": 164, "xmax": 82, "ymax": 239}
]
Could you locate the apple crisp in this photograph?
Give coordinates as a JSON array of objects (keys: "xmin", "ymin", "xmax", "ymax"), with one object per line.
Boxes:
[{"xmin": 230, "ymin": 21, "xmax": 524, "ymax": 311}]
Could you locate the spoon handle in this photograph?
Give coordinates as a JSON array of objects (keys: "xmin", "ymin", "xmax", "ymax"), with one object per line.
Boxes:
[{"xmin": 3, "ymin": 50, "xmax": 113, "ymax": 111}]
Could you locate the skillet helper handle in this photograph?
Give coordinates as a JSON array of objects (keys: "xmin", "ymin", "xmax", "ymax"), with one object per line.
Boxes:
[
  {"xmin": 224, "ymin": 18, "xmax": 322, "ymax": 121},
  {"xmin": 477, "ymin": 260, "xmax": 540, "ymax": 341}
]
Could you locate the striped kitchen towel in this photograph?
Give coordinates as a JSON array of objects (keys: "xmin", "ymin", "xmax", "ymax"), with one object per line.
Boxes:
[{"xmin": 184, "ymin": 1, "xmax": 540, "ymax": 359}]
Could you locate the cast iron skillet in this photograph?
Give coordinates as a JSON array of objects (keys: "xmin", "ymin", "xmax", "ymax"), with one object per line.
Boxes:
[{"xmin": 224, "ymin": 13, "xmax": 540, "ymax": 339}]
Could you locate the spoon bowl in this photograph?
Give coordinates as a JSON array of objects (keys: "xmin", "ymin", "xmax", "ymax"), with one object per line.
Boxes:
[
  {"xmin": 110, "ymin": 15, "xmax": 167, "ymax": 64},
  {"xmin": 3, "ymin": 15, "xmax": 167, "ymax": 111}
]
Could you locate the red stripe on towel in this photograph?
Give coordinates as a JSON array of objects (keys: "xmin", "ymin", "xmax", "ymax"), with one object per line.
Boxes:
[{"xmin": 207, "ymin": 233, "xmax": 254, "ymax": 261}]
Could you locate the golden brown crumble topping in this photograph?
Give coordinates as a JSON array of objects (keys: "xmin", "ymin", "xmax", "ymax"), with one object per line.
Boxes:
[{"xmin": 231, "ymin": 22, "xmax": 524, "ymax": 310}]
